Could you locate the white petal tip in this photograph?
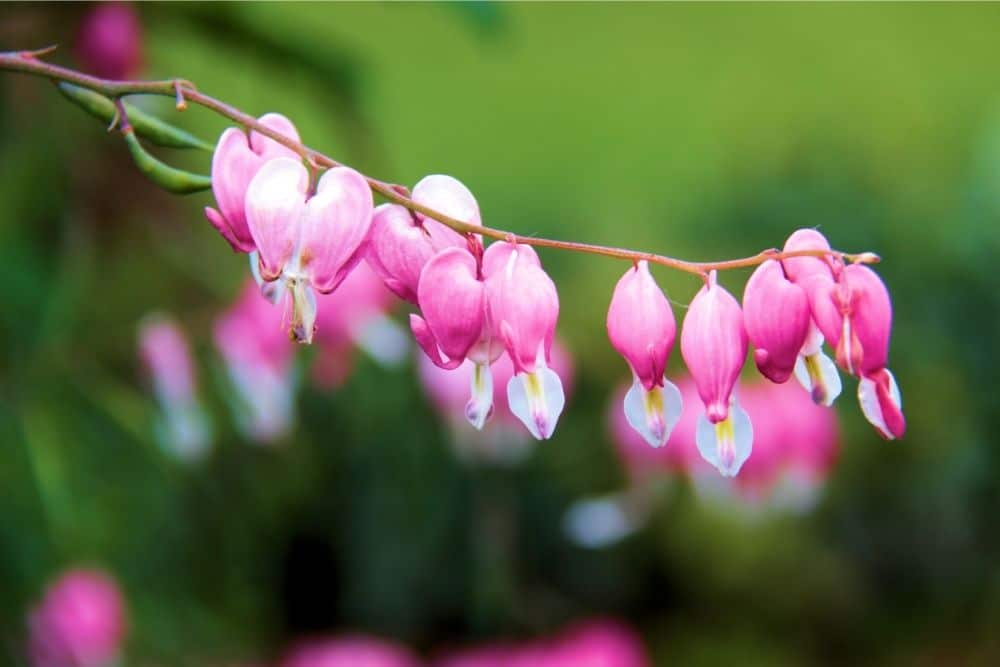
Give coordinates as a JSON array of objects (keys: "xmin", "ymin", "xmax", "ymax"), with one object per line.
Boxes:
[
  {"xmin": 507, "ymin": 366, "xmax": 565, "ymax": 440},
  {"xmin": 696, "ymin": 403, "xmax": 753, "ymax": 477},
  {"xmin": 623, "ymin": 378, "xmax": 683, "ymax": 448}
]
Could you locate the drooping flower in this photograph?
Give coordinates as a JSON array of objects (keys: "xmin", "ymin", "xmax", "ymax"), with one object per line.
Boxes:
[
  {"xmin": 244, "ymin": 158, "xmax": 374, "ymax": 343},
  {"xmin": 137, "ymin": 314, "xmax": 211, "ymax": 462},
  {"xmin": 485, "ymin": 241, "xmax": 565, "ymax": 440},
  {"xmin": 781, "ymin": 229, "xmax": 843, "ymax": 406},
  {"xmin": 680, "ymin": 271, "xmax": 752, "ymax": 477},
  {"xmin": 75, "ymin": 3, "xmax": 142, "ymax": 80},
  {"xmin": 607, "ymin": 260, "xmax": 683, "ymax": 447},
  {"xmin": 214, "ymin": 280, "xmax": 297, "ymax": 443},
  {"xmin": 280, "ymin": 635, "xmax": 420, "ymax": 667},
  {"xmin": 742, "ymin": 259, "xmax": 811, "ymax": 384},
  {"xmin": 205, "ymin": 114, "xmax": 301, "ymax": 254},
  {"xmin": 28, "ymin": 568, "xmax": 127, "ymax": 667},
  {"xmin": 803, "ymin": 263, "xmax": 905, "ymax": 439},
  {"xmin": 367, "ymin": 174, "xmax": 478, "ymax": 303}
]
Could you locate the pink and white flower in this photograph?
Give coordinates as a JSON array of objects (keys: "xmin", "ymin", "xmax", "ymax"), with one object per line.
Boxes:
[
  {"xmin": 28, "ymin": 568, "xmax": 127, "ymax": 667},
  {"xmin": 607, "ymin": 260, "xmax": 683, "ymax": 447},
  {"xmin": 680, "ymin": 271, "xmax": 752, "ymax": 477},
  {"xmin": 244, "ymin": 158, "xmax": 374, "ymax": 343}
]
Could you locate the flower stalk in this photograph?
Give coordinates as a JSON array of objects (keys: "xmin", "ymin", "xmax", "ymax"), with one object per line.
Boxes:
[{"xmin": 0, "ymin": 46, "xmax": 880, "ymax": 277}]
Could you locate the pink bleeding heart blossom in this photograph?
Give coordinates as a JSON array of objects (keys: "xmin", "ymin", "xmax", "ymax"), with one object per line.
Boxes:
[
  {"xmin": 138, "ymin": 314, "xmax": 211, "ymax": 461},
  {"xmin": 245, "ymin": 158, "xmax": 374, "ymax": 344},
  {"xmin": 75, "ymin": 3, "xmax": 143, "ymax": 80},
  {"xmin": 607, "ymin": 260, "xmax": 683, "ymax": 447},
  {"xmin": 484, "ymin": 242, "xmax": 564, "ymax": 440},
  {"xmin": 727, "ymin": 380, "xmax": 840, "ymax": 510},
  {"xmin": 311, "ymin": 260, "xmax": 405, "ymax": 388},
  {"xmin": 280, "ymin": 636, "xmax": 420, "ymax": 667},
  {"xmin": 205, "ymin": 114, "xmax": 302, "ymax": 254},
  {"xmin": 28, "ymin": 568, "xmax": 127, "ymax": 667},
  {"xmin": 367, "ymin": 175, "xmax": 477, "ymax": 303},
  {"xmin": 680, "ymin": 271, "xmax": 752, "ymax": 477},
  {"xmin": 742, "ymin": 259, "xmax": 811, "ymax": 384},
  {"xmin": 214, "ymin": 281, "xmax": 297, "ymax": 443},
  {"xmin": 781, "ymin": 229, "xmax": 843, "ymax": 406},
  {"xmin": 803, "ymin": 263, "xmax": 905, "ymax": 439}
]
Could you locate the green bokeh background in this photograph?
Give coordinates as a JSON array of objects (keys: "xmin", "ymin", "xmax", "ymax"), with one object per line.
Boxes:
[{"xmin": 2, "ymin": 3, "xmax": 999, "ymax": 665}]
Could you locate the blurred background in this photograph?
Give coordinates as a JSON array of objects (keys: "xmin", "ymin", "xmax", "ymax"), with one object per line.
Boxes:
[{"xmin": 2, "ymin": 2, "xmax": 1000, "ymax": 665}]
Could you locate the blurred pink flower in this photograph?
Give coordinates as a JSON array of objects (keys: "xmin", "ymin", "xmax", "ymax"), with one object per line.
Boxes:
[
  {"xmin": 311, "ymin": 260, "xmax": 406, "ymax": 388},
  {"xmin": 280, "ymin": 636, "xmax": 420, "ymax": 667},
  {"xmin": 28, "ymin": 568, "xmax": 127, "ymax": 667},
  {"xmin": 138, "ymin": 314, "xmax": 211, "ymax": 461},
  {"xmin": 215, "ymin": 280, "xmax": 296, "ymax": 443},
  {"xmin": 75, "ymin": 3, "xmax": 142, "ymax": 80},
  {"xmin": 434, "ymin": 618, "xmax": 648, "ymax": 667}
]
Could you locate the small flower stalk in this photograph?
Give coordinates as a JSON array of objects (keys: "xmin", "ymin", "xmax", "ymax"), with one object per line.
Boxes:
[{"xmin": 607, "ymin": 261, "xmax": 682, "ymax": 447}]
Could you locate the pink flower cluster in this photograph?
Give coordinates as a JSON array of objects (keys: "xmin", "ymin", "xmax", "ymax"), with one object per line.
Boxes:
[
  {"xmin": 607, "ymin": 229, "xmax": 903, "ymax": 478},
  {"xmin": 28, "ymin": 568, "xmax": 127, "ymax": 667},
  {"xmin": 207, "ymin": 119, "xmax": 566, "ymax": 441},
  {"xmin": 207, "ymin": 116, "xmax": 902, "ymax": 453}
]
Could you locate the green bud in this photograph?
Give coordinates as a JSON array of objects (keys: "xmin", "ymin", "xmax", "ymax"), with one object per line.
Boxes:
[
  {"xmin": 57, "ymin": 83, "xmax": 213, "ymax": 151},
  {"xmin": 123, "ymin": 131, "xmax": 213, "ymax": 194}
]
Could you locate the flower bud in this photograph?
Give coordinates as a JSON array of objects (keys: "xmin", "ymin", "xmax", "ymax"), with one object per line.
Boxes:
[
  {"xmin": 411, "ymin": 174, "xmax": 482, "ymax": 235},
  {"xmin": 742, "ymin": 259, "xmax": 810, "ymax": 383},
  {"xmin": 205, "ymin": 114, "xmax": 301, "ymax": 253},
  {"xmin": 75, "ymin": 2, "xmax": 142, "ymax": 80}
]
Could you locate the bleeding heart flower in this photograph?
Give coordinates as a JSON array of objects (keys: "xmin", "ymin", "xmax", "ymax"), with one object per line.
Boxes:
[
  {"xmin": 680, "ymin": 271, "xmax": 752, "ymax": 477},
  {"xmin": 244, "ymin": 157, "xmax": 374, "ymax": 344},
  {"xmin": 485, "ymin": 242, "xmax": 564, "ymax": 440},
  {"xmin": 607, "ymin": 261, "xmax": 683, "ymax": 447}
]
